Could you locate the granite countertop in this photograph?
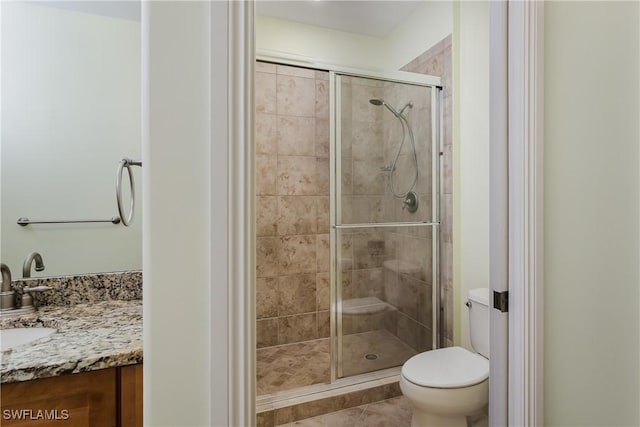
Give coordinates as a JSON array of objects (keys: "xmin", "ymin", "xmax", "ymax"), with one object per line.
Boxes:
[{"xmin": 0, "ymin": 300, "xmax": 142, "ymax": 384}]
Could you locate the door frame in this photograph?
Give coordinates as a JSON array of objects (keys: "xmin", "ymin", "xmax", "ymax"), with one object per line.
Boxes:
[
  {"xmin": 489, "ymin": 1, "xmax": 545, "ymax": 425},
  {"xmin": 224, "ymin": 1, "xmax": 545, "ymax": 425}
]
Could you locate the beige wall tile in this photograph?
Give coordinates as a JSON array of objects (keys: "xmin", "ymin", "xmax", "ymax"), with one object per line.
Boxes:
[
  {"xmin": 278, "ymin": 313, "xmax": 317, "ymax": 344},
  {"xmin": 417, "ymin": 281, "xmax": 433, "ymax": 327},
  {"xmin": 340, "ymin": 119, "xmax": 353, "ymax": 158},
  {"xmin": 409, "ymin": 236, "xmax": 433, "ymax": 282},
  {"xmin": 277, "ymin": 75, "xmax": 315, "ymax": 117},
  {"xmin": 396, "ymin": 274, "xmax": 420, "ymax": 319},
  {"xmin": 257, "ymin": 196, "xmax": 278, "ymax": 236},
  {"xmin": 257, "ymin": 277, "xmax": 279, "ymax": 319},
  {"xmin": 315, "ymin": 80, "xmax": 329, "ymax": 119},
  {"xmin": 351, "ymin": 196, "xmax": 384, "ymax": 223},
  {"xmin": 277, "ymin": 196, "xmax": 317, "ymax": 235},
  {"xmin": 340, "ymin": 159, "xmax": 353, "ymax": 196},
  {"xmin": 256, "ymin": 154, "xmax": 277, "ymax": 195},
  {"xmin": 340, "ymin": 234, "xmax": 354, "ymax": 270},
  {"xmin": 352, "ymin": 84, "xmax": 382, "ymax": 123},
  {"xmin": 278, "ymin": 235, "xmax": 317, "ymax": 275},
  {"xmin": 316, "ymin": 196, "xmax": 330, "ymax": 234},
  {"xmin": 441, "ymin": 194, "xmax": 453, "ymax": 243},
  {"xmin": 340, "ymin": 196, "xmax": 353, "ymax": 224},
  {"xmin": 316, "ymin": 157, "xmax": 330, "ymax": 195},
  {"xmin": 340, "ymin": 81, "xmax": 353, "ymax": 122},
  {"xmin": 396, "ymin": 313, "xmax": 419, "ymax": 350},
  {"xmin": 256, "ymin": 61, "xmax": 276, "ymax": 73},
  {"xmin": 443, "ymin": 94, "xmax": 452, "ymax": 145},
  {"xmin": 278, "ymin": 273, "xmax": 316, "ymax": 316},
  {"xmin": 277, "ymin": 116, "xmax": 315, "ymax": 156},
  {"xmin": 314, "ymin": 70, "xmax": 329, "ymax": 81},
  {"xmin": 382, "ymin": 268, "xmax": 400, "ymax": 308},
  {"xmin": 257, "ymin": 237, "xmax": 279, "ymax": 278},
  {"xmin": 340, "ymin": 270, "xmax": 353, "ymax": 298},
  {"xmin": 317, "ymin": 310, "xmax": 330, "ymax": 338},
  {"xmin": 315, "ymin": 118, "xmax": 329, "ymax": 158},
  {"xmin": 444, "ymin": 286, "xmax": 453, "ymax": 340},
  {"xmin": 316, "ymin": 234, "xmax": 330, "ymax": 273},
  {"xmin": 277, "ymin": 64, "xmax": 315, "ymax": 78},
  {"xmin": 442, "ymin": 143, "xmax": 453, "ymax": 194},
  {"xmin": 277, "ymin": 156, "xmax": 317, "ymax": 196},
  {"xmin": 256, "ymin": 113, "xmax": 277, "ymax": 155},
  {"xmin": 257, "ymin": 318, "xmax": 278, "ymax": 348},
  {"xmin": 316, "ymin": 272, "xmax": 330, "ymax": 311},
  {"xmin": 441, "ymin": 241, "xmax": 453, "ymax": 287},
  {"xmin": 351, "ymin": 268, "xmax": 384, "ymax": 299},
  {"xmin": 417, "ymin": 324, "xmax": 433, "ymax": 352},
  {"xmin": 353, "ymin": 160, "xmax": 385, "ymax": 195},
  {"xmin": 255, "ymin": 72, "xmax": 276, "ymax": 114},
  {"xmin": 352, "ymin": 231, "xmax": 385, "ymax": 269},
  {"xmin": 352, "ymin": 121, "xmax": 383, "ymax": 160}
]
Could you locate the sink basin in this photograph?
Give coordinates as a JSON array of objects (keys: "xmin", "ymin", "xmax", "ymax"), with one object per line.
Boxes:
[{"xmin": 1, "ymin": 328, "xmax": 56, "ymax": 351}]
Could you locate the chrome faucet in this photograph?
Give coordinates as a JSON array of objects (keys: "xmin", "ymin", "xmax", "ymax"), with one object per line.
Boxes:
[
  {"xmin": 23, "ymin": 252, "xmax": 45, "ymax": 278},
  {"xmin": 1, "ymin": 263, "xmax": 16, "ymax": 311}
]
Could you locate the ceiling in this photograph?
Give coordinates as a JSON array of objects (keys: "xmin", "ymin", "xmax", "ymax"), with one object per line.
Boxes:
[{"xmin": 256, "ymin": 1, "xmax": 423, "ymax": 38}]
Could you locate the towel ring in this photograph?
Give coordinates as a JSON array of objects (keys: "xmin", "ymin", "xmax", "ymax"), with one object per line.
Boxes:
[{"xmin": 116, "ymin": 158, "xmax": 142, "ymax": 227}]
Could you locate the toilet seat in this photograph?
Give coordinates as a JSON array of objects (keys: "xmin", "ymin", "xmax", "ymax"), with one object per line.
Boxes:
[{"xmin": 402, "ymin": 346, "xmax": 489, "ymax": 389}]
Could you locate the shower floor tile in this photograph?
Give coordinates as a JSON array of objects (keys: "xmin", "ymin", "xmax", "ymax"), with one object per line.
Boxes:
[
  {"xmin": 257, "ymin": 339, "xmax": 331, "ymax": 395},
  {"xmin": 342, "ymin": 330, "xmax": 417, "ymax": 377},
  {"xmin": 257, "ymin": 330, "xmax": 419, "ymax": 396}
]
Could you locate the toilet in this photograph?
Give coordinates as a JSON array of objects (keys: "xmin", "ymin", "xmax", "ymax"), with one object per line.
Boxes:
[{"xmin": 400, "ymin": 288, "xmax": 490, "ymax": 427}]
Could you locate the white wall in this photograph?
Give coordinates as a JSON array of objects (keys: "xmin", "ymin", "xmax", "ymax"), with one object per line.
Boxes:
[
  {"xmin": 143, "ymin": 1, "xmax": 214, "ymax": 425},
  {"xmin": 453, "ymin": 1, "xmax": 490, "ymax": 350},
  {"xmin": 256, "ymin": 14, "xmax": 385, "ymax": 70},
  {"xmin": 256, "ymin": 1, "xmax": 452, "ymax": 71},
  {"xmin": 1, "ymin": 2, "xmax": 141, "ymax": 277},
  {"xmin": 544, "ymin": 2, "xmax": 639, "ymax": 425},
  {"xmin": 385, "ymin": 1, "xmax": 453, "ymax": 69}
]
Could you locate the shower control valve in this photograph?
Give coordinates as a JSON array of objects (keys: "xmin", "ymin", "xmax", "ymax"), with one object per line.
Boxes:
[{"xmin": 402, "ymin": 191, "xmax": 419, "ymax": 213}]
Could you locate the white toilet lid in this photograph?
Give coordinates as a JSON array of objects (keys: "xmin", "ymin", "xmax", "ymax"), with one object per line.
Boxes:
[{"xmin": 402, "ymin": 346, "xmax": 489, "ymax": 389}]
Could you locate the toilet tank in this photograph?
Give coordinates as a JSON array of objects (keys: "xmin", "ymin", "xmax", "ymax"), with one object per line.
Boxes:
[{"xmin": 468, "ymin": 288, "xmax": 490, "ymax": 358}]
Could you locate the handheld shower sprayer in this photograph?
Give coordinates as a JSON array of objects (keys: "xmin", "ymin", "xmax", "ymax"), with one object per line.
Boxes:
[
  {"xmin": 369, "ymin": 98, "xmax": 413, "ymax": 118},
  {"xmin": 368, "ymin": 97, "xmax": 419, "ymax": 212}
]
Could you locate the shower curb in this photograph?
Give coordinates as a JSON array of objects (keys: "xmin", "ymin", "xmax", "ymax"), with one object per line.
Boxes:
[{"xmin": 256, "ymin": 375, "xmax": 401, "ymax": 427}]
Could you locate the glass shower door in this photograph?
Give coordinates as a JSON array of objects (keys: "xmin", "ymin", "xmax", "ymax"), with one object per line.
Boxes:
[{"xmin": 332, "ymin": 74, "xmax": 440, "ymax": 378}]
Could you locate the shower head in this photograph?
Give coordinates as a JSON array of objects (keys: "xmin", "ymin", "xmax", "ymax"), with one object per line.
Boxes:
[{"xmin": 369, "ymin": 98, "xmax": 401, "ymax": 118}]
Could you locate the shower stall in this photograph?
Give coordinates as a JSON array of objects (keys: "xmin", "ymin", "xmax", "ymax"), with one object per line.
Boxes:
[{"xmin": 255, "ymin": 61, "xmax": 442, "ymax": 400}]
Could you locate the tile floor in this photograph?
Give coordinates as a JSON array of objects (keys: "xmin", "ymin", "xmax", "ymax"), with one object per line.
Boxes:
[
  {"xmin": 277, "ymin": 395, "xmax": 490, "ymax": 427},
  {"xmin": 276, "ymin": 396, "xmax": 413, "ymax": 427}
]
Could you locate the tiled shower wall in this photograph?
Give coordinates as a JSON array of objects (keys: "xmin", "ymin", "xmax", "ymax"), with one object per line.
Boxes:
[
  {"xmin": 402, "ymin": 35, "xmax": 453, "ymax": 346},
  {"xmin": 255, "ymin": 62, "xmax": 331, "ymax": 348},
  {"xmin": 380, "ymin": 80, "xmax": 434, "ymax": 353}
]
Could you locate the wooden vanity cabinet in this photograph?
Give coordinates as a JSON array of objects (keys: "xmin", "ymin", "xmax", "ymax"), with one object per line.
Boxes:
[
  {"xmin": 117, "ymin": 364, "xmax": 143, "ymax": 427},
  {"xmin": 1, "ymin": 364, "xmax": 142, "ymax": 427}
]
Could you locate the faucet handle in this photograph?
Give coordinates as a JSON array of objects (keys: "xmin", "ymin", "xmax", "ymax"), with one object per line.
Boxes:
[{"xmin": 20, "ymin": 285, "xmax": 52, "ymax": 311}]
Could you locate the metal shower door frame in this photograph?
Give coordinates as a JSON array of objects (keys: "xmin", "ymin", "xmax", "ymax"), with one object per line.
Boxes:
[{"xmin": 329, "ymin": 70, "xmax": 443, "ymax": 382}]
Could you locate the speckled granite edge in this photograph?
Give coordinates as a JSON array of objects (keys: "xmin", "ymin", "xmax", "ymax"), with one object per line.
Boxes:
[
  {"xmin": 1, "ymin": 301, "xmax": 142, "ymax": 383},
  {"xmin": 11, "ymin": 270, "xmax": 142, "ymax": 306}
]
